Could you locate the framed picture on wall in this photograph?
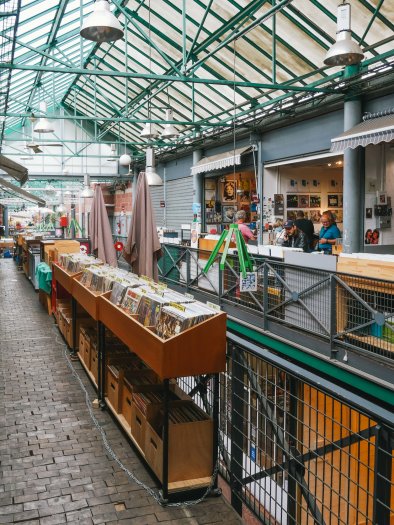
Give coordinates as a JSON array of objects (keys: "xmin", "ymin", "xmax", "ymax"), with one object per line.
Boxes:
[
  {"xmin": 221, "ymin": 180, "xmax": 237, "ymax": 202},
  {"xmin": 286, "ymin": 194, "xmax": 298, "ymax": 208},
  {"xmin": 205, "ymin": 180, "xmax": 216, "ymax": 190},
  {"xmin": 298, "ymin": 195, "xmax": 310, "ymax": 208},
  {"xmin": 310, "ymin": 195, "xmax": 321, "ymax": 208},
  {"xmin": 222, "ymin": 205, "xmax": 237, "ymax": 223},
  {"xmin": 310, "ymin": 210, "xmax": 322, "ymax": 223},
  {"xmin": 328, "ymin": 194, "xmax": 339, "ymax": 207}
]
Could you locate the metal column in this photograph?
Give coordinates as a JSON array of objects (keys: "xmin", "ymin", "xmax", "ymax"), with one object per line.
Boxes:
[
  {"xmin": 342, "ymin": 96, "xmax": 362, "ymax": 254},
  {"xmin": 98, "ymin": 320, "xmax": 106, "ymax": 407},
  {"xmin": 70, "ymin": 204, "xmax": 76, "ymax": 239},
  {"xmin": 230, "ymin": 343, "xmax": 244, "ymax": 516},
  {"xmin": 192, "ymin": 149, "xmax": 203, "ymax": 227},
  {"xmin": 3, "ymin": 205, "xmax": 8, "ymax": 236}
]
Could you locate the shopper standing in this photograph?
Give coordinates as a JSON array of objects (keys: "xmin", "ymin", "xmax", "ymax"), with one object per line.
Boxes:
[
  {"xmin": 235, "ymin": 210, "xmax": 256, "ymax": 244},
  {"xmin": 295, "ymin": 210, "xmax": 315, "ymax": 250},
  {"xmin": 318, "ymin": 211, "xmax": 341, "ymax": 254}
]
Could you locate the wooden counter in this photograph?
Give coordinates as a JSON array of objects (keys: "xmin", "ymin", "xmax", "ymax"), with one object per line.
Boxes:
[{"xmin": 52, "ymin": 263, "xmax": 82, "ymax": 294}]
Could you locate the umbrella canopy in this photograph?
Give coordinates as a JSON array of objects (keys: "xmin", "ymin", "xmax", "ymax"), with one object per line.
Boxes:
[
  {"xmin": 123, "ymin": 172, "xmax": 161, "ymax": 280},
  {"xmin": 89, "ymin": 185, "xmax": 117, "ymax": 267}
]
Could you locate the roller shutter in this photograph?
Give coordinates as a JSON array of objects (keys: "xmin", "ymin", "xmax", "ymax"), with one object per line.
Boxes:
[
  {"xmin": 166, "ymin": 176, "xmax": 193, "ymax": 233},
  {"xmin": 150, "ymin": 185, "xmax": 164, "ymax": 228}
]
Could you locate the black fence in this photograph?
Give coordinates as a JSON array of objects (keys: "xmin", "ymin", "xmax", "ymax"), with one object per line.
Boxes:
[
  {"xmin": 158, "ymin": 244, "xmax": 394, "ymax": 367},
  {"xmin": 179, "ymin": 336, "xmax": 394, "ymax": 524}
]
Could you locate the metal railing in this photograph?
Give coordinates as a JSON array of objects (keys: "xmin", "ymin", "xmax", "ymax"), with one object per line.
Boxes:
[
  {"xmin": 178, "ymin": 337, "xmax": 394, "ymax": 525},
  {"xmin": 158, "ymin": 244, "xmax": 394, "ymax": 372}
]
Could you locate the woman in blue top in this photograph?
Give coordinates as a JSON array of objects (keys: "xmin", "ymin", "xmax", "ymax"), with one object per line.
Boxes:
[{"xmin": 319, "ymin": 211, "xmax": 341, "ymax": 254}]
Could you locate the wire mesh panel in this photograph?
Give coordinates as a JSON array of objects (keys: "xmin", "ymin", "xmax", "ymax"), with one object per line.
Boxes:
[
  {"xmin": 335, "ymin": 274, "xmax": 394, "ymax": 360},
  {"xmin": 223, "ymin": 339, "xmax": 394, "ymax": 525}
]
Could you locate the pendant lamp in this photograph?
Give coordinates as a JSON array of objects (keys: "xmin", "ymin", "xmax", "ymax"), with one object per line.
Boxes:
[
  {"xmin": 140, "ymin": 122, "xmax": 159, "ymax": 139},
  {"xmin": 80, "ymin": 0, "xmax": 124, "ymax": 43},
  {"xmin": 119, "ymin": 153, "xmax": 132, "ymax": 166},
  {"xmin": 81, "ymin": 173, "xmax": 94, "ymax": 198},
  {"xmin": 324, "ymin": 3, "xmax": 364, "ymax": 66},
  {"xmin": 34, "ymin": 102, "xmax": 54, "ymax": 134},
  {"xmin": 145, "ymin": 147, "xmax": 162, "ymax": 185},
  {"xmin": 161, "ymin": 108, "xmax": 179, "ymax": 139}
]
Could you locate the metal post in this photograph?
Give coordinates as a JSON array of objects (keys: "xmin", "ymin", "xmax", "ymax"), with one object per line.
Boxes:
[
  {"xmin": 330, "ymin": 274, "xmax": 338, "ymax": 358},
  {"xmin": 263, "ymin": 263, "xmax": 268, "ymax": 330},
  {"xmin": 3, "ymin": 206, "xmax": 8, "ymax": 236},
  {"xmin": 342, "ymin": 94, "xmax": 362, "ymax": 254},
  {"xmin": 257, "ymin": 139, "xmax": 264, "ymax": 246},
  {"xmin": 71, "ymin": 297, "xmax": 77, "ymax": 356},
  {"xmin": 186, "ymin": 249, "xmax": 191, "ymax": 291},
  {"xmin": 192, "ymin": 149, "xmax": 203, "ymax": 228},
  {"xmin": 212, "ymin": 373, "xmax": 220, "ymax": 491},
  {"xmin": 161, "ymin": 378, "xmax": 170, "ymax": 501},
  {"xmin": 230, "ymin": 343, "xmax": 244, "ymax": 516},
  {"xmin": 98, "ymin": 320, "xmax": 106, "ymax": 407},
  {"xmin": 287, "ymin": 376, "xmax": 300, "ymax": 525},
  {"xmin": 373, "ymin": 425, "xmax": 392, "ymax": 524},
  {"xmin": 70, "ymin": 204, "xmax": 76, "ymax": 239}
]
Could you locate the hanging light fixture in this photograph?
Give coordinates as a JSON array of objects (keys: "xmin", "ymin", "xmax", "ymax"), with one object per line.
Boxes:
[
  {"xmin": 80, "ymin": 0, "xmax": 124, "ymax": 43},
  {"xmin": 324, "ymin": 3, "xmax": 364, "ymax": 66},
  {"xmin": 161, "ymin": 108, "xmax": 179, "ymax": 139},
  {"xmin": 145, "ymin": 147, "xmax": 162, "ymax": 185},
  {"xmin": 107, "ymin": 143, "xmax": 118, "ymax": 161},
  {"xmin": 44, "ymin": 181, "xmax": 56, "ymax": 195},
  {"xmin": 81, "ymin": 172, "xmax": 94, "ymax": 198},
  {"xmin": 140, "ymin": 122, "xmax": 159, "ymax": 139},
  {"xmin": 34, "ymin": 102, "xmax": 54, "ymax": 134}
]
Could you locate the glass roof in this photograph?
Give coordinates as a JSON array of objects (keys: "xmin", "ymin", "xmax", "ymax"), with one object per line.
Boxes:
[{"xmin": 1, "ymin": 0, "xmax": 393, "ymax": 159}]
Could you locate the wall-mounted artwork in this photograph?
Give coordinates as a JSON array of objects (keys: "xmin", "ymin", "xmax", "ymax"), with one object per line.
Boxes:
[
  {"xmin": 222, "ymin": 205, "xmax": 237, "ymax": 223},
  {"xmin": 310, "ymin": 195, "xmax": 321, "ymax": 208},
  {"xmin": 309, "ymin": 210, "xmax": 322, "ymax": 223},
  {"xmin": 327, "ymin": 194, "xmax": 339, "ymax": 207},
  {"xmin": 286, "ymin": 194, "xmax": 298, "ymax": 208},
  {"xmin": 298, "ymin": 195, "xmax": 310, "ymax": 208},
  {"xmin": 221, "ymin": 180, "xmax": 237, "ymax": 203}
]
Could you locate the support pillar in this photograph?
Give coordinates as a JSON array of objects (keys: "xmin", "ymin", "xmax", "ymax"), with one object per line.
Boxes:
[
  {"xmin": 257, "ymin": 139, "xmax": 263, "ymax": 245},
  {"xmin": 70, "ymin": 204, "xmax": 76, "ymax": 239},
  {"xmin": 3, "ymin": 206, "xmax": 8, "ymax": 236},
  {"xmin": 192, "ymin": 149, "xmax": 203, "ymax": 227},
  {"xmin": 342, "ymin": 96, "xmax": 362, "ymax": 253}
]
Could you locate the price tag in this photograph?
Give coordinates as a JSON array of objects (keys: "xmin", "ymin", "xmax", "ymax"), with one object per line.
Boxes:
[
  {"xmin": 184, "ymin": 293, "xmax": 194, "ymax": 300},
  {"xmin": 206, "ymin": 301, "xmax": 221, "ymax": 311}
]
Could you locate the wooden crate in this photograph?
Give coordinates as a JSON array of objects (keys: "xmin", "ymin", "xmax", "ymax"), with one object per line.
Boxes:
[
  {"xmin": 198, "ymin": 237, "xmax": 236, "ymax": 261},
  {"xmin": 144, "ymin": 400, "xmax": 213, "ymax": 483},
  {"xmin": 98, "ymin": 293, "xmax": 226, "ymax": 379},
  {"xmin": 53, "ymin": 240, "xmax": 80, "ymax": 262},
  {"xmin": 121, "ymin": 377, "xmax": 134, "ymax": 428},
  {"xmin": 38, "ymin": 289, "xmax": 51, "ymax": 315},
  {"xmin": 52, "ymin": 263, "xmax": 82, "ymax": 294},
  {"xmin": 73, "ymin": 276, "xmax": 105, "ymax": 320},
  {"xmin": 90, "ymin": 346, "xmax": 98, "ymax": 384},
  {"xmin": 106, "ymin": 365, "xmax": 124, "ymax": 413}
]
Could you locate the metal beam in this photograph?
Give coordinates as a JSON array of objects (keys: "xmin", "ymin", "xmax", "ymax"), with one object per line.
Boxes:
[{"xmin": 0, "ymin": 63, "xmax": 338, "ymax": 94}]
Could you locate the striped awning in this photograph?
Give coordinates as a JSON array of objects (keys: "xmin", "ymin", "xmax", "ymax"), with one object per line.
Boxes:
[
  {"xmin": 330, "ymin": 114, "xmax": 394, "ymax": 153},
  {"xmin": 191, "ymin": 146, "xmax": 253, "ymax": 176}
]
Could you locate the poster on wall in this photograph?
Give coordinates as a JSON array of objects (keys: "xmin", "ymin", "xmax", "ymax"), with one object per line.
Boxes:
[
  {"xmin": 310, "ymin": 210, "xmax": 322, "ymax": 223},
  {"xmin": 298, "ymin": 195, "xmax": 310, "ymax": 208},
  {"xmin": 286, "ymin": 194, "xmax": 298, "ymax": 208},
  {"xmin": 310, "ymin": 195, "xmax": 321, "ymax": 208},
  {"xmin": 221, "ymin": 180, "xmax": 237, "ymax": 203},
  {"xmin": 274, "ymin": 194, "xmax": 284, "ymax": 215},
  {"xmin": 222, "ymin": 205, "xmax": 237, "ymax": 223},
  {"xmin": 328, "ymin": 194, "xmax": 339, "ymax": 207},
  {"xmin": 366, "ymin": 208, "xmax": 373, "ymax": 219},
  {"xmin": 365, "ymin": 228, "xmax": 380, "ymax": 245}
]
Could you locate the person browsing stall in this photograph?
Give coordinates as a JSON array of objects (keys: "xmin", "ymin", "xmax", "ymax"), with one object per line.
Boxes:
[
  {"xmin": 235, "ymin": 210, "xmax": 256, "ymax": 244},
  {"xmin": 281, "ymin": 219, "xmax": 309, "ymax": 252},
  {"xmin": 295, "ymin": 210, "xmax": 314, "ymax": 249},
  {"xmin": 318, "ymin": 211, "xmax": 341, "ymax": 254}
]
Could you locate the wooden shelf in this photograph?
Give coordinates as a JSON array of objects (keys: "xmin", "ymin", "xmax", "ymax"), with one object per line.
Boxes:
[
  {"xmin": 52, "ymin": 263, "xmax": 82, "ymax": 294},
  {"xmin": 73, "ymin": 276, "xmax": 105, "ymax": 320},
  {"xmin": 98, "ymin": 293, "xmax": 227, "ymax": 379}
]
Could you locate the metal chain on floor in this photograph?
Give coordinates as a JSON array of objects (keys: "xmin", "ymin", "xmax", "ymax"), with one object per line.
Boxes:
[{"xmin": 53, "ymin": 328, "xmax": 219, "ymax": 507}]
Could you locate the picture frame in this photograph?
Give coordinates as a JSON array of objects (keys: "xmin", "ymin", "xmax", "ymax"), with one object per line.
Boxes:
[
  {"xmin": 366, "ymin": 208, "xmax": 373, "ymax": 219},
  {"xmin": 205, "ymin": 179, "xmax": 216, "ymax": 190},
  {"xmin": 310, "ymin": 195, "xmax": 321, "ymax": 208},
  {"xmin": 379, "ymin": 193, "xmax": 387, "ymax": 205},
  {"xmin": 298, "ymin": 195, "xmax": 310, "ymax": 208},
  {"xmin": 222, "ymin": 205, "xmax": 237, "ymax": 223},
  {"xmin": 327, "ymin": 194, "xmax": 339, "ymax": 207},
  {"xmin": 286, "ymin": 194, "xmax": 298, "ymax": 208},
  {"xmin": 221, "ymin": 180, "xmax": 237, "ymax": 202},
  {"xmin": 309, "ymin": 210, "xmax": 322, "ymax": 223}
]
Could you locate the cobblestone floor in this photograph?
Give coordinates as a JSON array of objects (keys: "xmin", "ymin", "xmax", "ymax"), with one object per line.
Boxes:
[{"xmin": 0, "ymin": 259, "xmax": 241, "ymax": 525}]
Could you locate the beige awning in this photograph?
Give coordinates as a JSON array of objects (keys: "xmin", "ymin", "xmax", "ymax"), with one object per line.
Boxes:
[
  {"xmin": 0, "ymin": 155, "xmax": 28, "ymax": 184},
  {"xmin": 191, "ymin": 146, "xmax": 253, "ymax": 175},
  {"xmin": 331, "ymin": 114, "xmax": 394, "ymax": 153}
]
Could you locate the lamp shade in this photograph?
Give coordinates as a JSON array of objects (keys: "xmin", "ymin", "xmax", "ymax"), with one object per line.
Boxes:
[
  {"xmin": 161, "ymin": 108, "xmax": 179, "ymax": 139},
  {"xmin": 140, "ymin": 122, "xmax": 159, "ymax": 139},
  {"xmin": 145, "ymin": 147, "xmax": 162, "ymax": 186},
  {"xmin": 119, "ymin": 153, "xmax": 132, "ymax": 166},
  {"xmin": 34, "ymin": 102, "xmax": 54, "ymax": 134},
  {"xmin": 81, "ymin": 186, "xmax": 94, "ymax": 198},
  {"xmin": 324, "ymin": 3, "xmax": 364, "ymax": 66},
  {"xmin": 80, "ymin": 0, "xmax": 124, "ymax": 43}
]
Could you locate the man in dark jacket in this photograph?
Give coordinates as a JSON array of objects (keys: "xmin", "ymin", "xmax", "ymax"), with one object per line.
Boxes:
[
  {"xmin": 295, "ymin": 210, "xmax": 314, "ymax": 249},
  {"xmin": 281, "ymin": 219, "xmax": 309, "ymax": 252}
]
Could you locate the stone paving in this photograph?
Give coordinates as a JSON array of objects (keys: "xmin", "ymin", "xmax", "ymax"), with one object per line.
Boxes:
[{"xmin": 0, "ymin": 259, "xmax": 241, "ymax": 525}]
